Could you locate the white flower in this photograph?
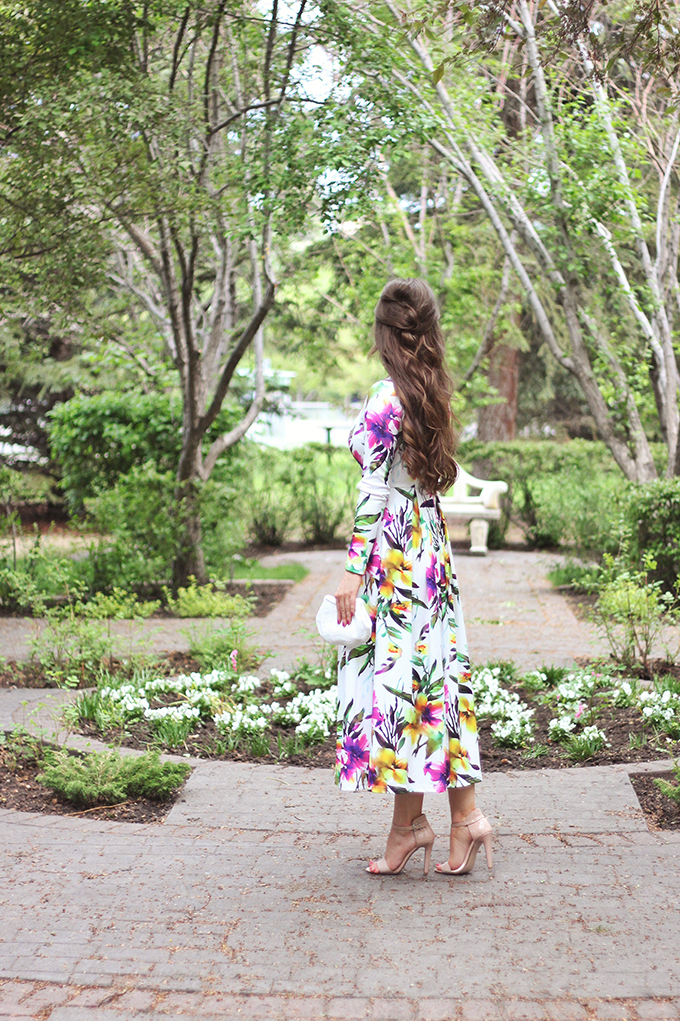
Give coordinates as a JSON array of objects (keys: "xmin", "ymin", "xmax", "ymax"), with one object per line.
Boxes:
[
  {"xmin": 548, "ymin": 714, "xmax": 576, "ymax": 741},
  {"xmin": 144, "ymin": 705, "xmax": 200, "ymax": 721}
]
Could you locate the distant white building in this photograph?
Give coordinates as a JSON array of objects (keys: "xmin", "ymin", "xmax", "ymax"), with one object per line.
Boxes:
[{"xmin": 240, "ymin": 360, "xmax": 359, "ymax": 450}]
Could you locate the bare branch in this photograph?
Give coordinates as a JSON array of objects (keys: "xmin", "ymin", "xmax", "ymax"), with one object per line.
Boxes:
[{"xmin": 169, "ymin": 6, "xmax": 192, "ymax": 92}]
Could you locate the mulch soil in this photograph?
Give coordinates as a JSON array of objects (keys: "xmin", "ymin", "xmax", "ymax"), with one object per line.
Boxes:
[
  {"xmin": 628, "ymin": 772, "xmax": 680, "ymax": 830},
  {"xmin": 0, "ymin": 749, "xmax": 184, "ymax": 825},
  {"xmin": 0, "ymin": 651, "xmax": 206, "ymax": 690}
]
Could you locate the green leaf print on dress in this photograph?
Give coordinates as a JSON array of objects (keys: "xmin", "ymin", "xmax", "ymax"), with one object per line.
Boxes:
[{"xmin": 335, "ymin": 378, "xmax": 482, "ymax": 793}]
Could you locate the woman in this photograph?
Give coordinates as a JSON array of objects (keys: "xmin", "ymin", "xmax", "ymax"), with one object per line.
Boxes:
[{"xmin": 334, "ymin": 277, "xmax": 491, "ymax": 877}]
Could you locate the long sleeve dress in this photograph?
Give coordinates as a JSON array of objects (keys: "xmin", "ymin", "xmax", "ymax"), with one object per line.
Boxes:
[{"xmin": 335, "ymin": 377, "xmax": 482, "ymax": 794}]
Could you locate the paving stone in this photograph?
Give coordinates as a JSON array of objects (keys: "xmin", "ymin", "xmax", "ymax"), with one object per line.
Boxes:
[
  {"xmin": 67, "ymin": 986, "xmax": 118, "ymax": 1008},
  {"xmin": 414, "ymin": 998, "xmax": 462, "ymax": 1020},
  {"xmin": 0, "ymin": 984, "xmax": 34, "ymax": 1012},
  {"xmin": 635, "ymin": 1002, "xmax": 680, "ymax": 1020},
  {"xmin": 461, "ymin": 1001, "xmax": 505, "ymax": 1021},
  {"xmin": 110, "ymin": 989, "xmax": 159, "ymax": 1011},
  {"xmin": 369, "ymin": 998, "xmax": 417, "ymax": 1019},
  {"xmin": 49, "ymin": 1011, "xmax": 149, "ymax": 1021},
  {"xmin": 587, "ymin": 1003, "xmax": 636, "ymax": 1019},
  {"xmin": 505, "ymin": 1002, "xmax": 550, "ymax": 1020},
  {"xmin": 326, "ymin": 998, "xmax": 371, "ymax": 1018},
  {"xmin": 13, "ymin": 985, "xmax": 72, "ymax": 1013},
  {"xmin": 544, "ymin": 1002, "xmax": 588, "ymax": 1020}
]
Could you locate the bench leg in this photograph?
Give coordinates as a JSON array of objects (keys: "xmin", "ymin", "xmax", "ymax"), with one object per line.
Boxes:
[{"xmin": 469, "ymin": 518, "xmax": 489, "ymax": 556}]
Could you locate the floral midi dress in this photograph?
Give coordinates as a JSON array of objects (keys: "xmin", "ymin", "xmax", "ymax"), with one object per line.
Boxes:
[{"xmin": 335, "ymin": 377, "xmax": 482, "ymax": 794}]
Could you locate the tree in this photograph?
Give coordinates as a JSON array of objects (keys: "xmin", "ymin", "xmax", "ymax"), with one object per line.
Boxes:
[
  {"xmin": 335, "ymin": 0, "xmax": 680, "ymax": 482},
  {"xmin": 0, "ymin": 1, "xmax": 376, "ymax": 584}
]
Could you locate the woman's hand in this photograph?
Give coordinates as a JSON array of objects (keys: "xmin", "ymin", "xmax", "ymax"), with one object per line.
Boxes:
[{"xmin": 335, "ymin": 571, "xmax": 363, "ymax": 625}]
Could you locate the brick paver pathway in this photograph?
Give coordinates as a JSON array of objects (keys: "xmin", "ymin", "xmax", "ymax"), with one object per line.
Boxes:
[
  {"xmin": 1, "ymin": 550, "xmax": 680, "ymax": 1019},
  {"xmin": 0, "ymin": 549, "xmax": 614, "ymax": 670}
]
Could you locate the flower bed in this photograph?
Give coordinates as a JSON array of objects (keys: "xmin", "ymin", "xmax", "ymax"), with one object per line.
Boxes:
[
  {"xmin": 63, "ymin": 659, "xmax": 680, "ymax": 776},
  {"xmin": 69, "ymin": 662, "xmax": 339, "ymax": 765}
]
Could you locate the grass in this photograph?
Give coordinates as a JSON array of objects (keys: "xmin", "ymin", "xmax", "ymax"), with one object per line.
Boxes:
[
  {"xmin": 547, "ymin": 560, "xmax": 601, "ymax": 592},
  {"xmin": 230, "ymin": 560, "xmax": 309, "ymax": 583}
]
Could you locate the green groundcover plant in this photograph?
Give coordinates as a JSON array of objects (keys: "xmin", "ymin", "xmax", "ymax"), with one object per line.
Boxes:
[{"xmin": 36, "ymin": 749, "xmax": 191, "ymax": 808}]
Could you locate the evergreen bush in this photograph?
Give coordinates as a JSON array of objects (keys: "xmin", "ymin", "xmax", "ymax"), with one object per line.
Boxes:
[{"xmin": 37, "ymin": 749, "xmax": 191, "ymax": 807}]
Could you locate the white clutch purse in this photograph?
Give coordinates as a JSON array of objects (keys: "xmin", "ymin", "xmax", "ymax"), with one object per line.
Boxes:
[{"xmin": 315, "ymin": 595, "xmax": 373, "ymax": 649}]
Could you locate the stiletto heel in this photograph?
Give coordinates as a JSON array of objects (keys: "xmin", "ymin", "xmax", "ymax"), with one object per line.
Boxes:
[
  {"xmin": 367, "ymin": 814, "xmax": 435, "ymax": 876},
  {"xmin": 435, "ymin": 809, "xmax": 493, "ymax": 876},
  {"xmin": 423, "ymin": 840, "xmax": 433, "ymax": 877}
]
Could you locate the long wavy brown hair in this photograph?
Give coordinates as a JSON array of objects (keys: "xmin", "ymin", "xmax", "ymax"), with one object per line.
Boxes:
[{"xmin": 374, "ymin": 278, "xmax": 458, "ymax": 494}]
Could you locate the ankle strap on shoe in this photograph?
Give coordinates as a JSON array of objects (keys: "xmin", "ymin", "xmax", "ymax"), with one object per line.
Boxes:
[
  {"xmin": 393, "ymin": 814, "xmax": 428, "ymax": 833},
  {"xmin": 450, "ymin": 809, "xmax": 483, "ymax": 829}
]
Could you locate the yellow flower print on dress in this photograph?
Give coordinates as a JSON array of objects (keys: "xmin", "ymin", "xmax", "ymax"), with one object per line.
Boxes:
[
  {"xmin": 373, "ymin": 747, "xmax": 409, "ymax": 788},
  {"xmin": 379, "ymin": 548, "xmax": 411, "ymax": 599},
  {"xmin": 459, "ymin": 695, "xmax": 477, "ymax": 735},
  {"xmin": 449, "ymin": 738, "xmax": 471, "ymax": 774},
  {"xmin": 403, "ymin": 693, "xmax": 444, "ymax": 743}
]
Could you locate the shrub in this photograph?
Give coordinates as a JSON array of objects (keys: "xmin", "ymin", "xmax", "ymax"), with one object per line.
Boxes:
[
  {"xmin": 164, "ymin": 578, "xmax": 252, "ymax": 618},
  {"xmin": 86, "ymin": 464, "xmax": 182, "ymax": 589},
  {"xmin": 622, "ymin": 479, "xmax": 680, "ymax": 593},
  {"xmin": 455, "ymin": 439, "xmax": 626, "ymax": 553},
  {"xmin": 48, "ymin": 391, "xmax": 247, "ymax": 513},
  {"xmin": 48, "ymin": 392, "xmax": 183, "ymax": 512},
  {"xmin": 37, "ymin": 748, "xmax": 191, "ymax": 807},
  {"xmin": 590, "ymin": 554, "xmax": 679, "ymax": 672},
  {"xmin": 248, "ymin": 447, "xmax": 296, "ymax": 547},
  {"xmin": 30, "ymin": 608, "xmax": 116, "ymax": 686},
  {"xmin": 187, "ymin": 620, "xmax": 259, "ymax": 672},
  {"xmin": 291, "ymin": 444, "xmax": 356, "ymax": 544}
]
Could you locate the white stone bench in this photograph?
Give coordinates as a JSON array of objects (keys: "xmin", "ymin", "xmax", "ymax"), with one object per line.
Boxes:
[{"xmin": 439, "ymin": 467, "xmax": 508, "ymax": 556}]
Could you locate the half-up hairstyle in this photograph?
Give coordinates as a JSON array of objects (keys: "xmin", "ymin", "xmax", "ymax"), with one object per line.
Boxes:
[{"xmin": 374, "ymin": 277, "xmax": 458, "ymax": 495}]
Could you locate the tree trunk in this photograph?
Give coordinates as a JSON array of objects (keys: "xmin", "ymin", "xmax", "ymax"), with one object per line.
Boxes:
[
  {"xmin": 477, "ymin": 344, "xmax": 519, "ymax": 442},
  {"xmin": 173, "ymin": 444, "xmax": 207, "ymax": 589}
]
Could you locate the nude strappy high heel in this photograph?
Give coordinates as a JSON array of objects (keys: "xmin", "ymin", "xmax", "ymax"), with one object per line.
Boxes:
[
  {"xmin": 435, "ymin": 808, "xmax": 493, "ymax": 875},
  {"xmin": 366, "ymin": 813, "xmax": 435, "ymax": 876}
]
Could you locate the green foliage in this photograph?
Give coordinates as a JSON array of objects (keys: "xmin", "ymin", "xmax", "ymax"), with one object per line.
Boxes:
[
  {"xmin": 0, "ymin": 729, "xmax": 45, "ymax": 770},
  {"xmin": 48, "ymin": 392, "xmax": 183, "ymax": 511},
  {"xmin": 164, "ymin": 579, "xmax": 252, "ymax": 619},
  {"xmin": 230, "ymin": 560, "xmax": 309, "ymax": 583},
  {"xmin": 457, "ymin": 440, "xmax": 625, "ymax": 553},
  {"xmin": 622, "ymin": 479, "xmax": 680, "ymax": 594},
  {"xmin": 547, "ymin": 561, "xmax": 602, "ymax": 593},
  {"xmin": 85, "ymin": 463, "xmax": 182, "ymax": 589},
  {"xmin": 248, "ymin": 447, "xmax": 297, "ymax": 547},
  {"xmin": 187, "ymin": 621, "xmax": 259, "ymax": 673},
  {"xmin": 75, "ymin": 589, "xmax": 160, "ymax": 620},
  {"xmin": 290, "ymin": 444, "xmax": 356, "ymax": 544},
  {"xmin": 151, "ymin": 717, "xmax": 196, "ymax": 751},
  {"xmin": 591, "ymin": 554, "xmax": 679, "ymax": 671},
  {"xmin": 565, "ymin": 727, "xmax": 609, "ymax": 762},
  {"xmin": 36, "ymin": 748, "xmax": 191, "ymax": 807},
  {"xmin": 30, "ymin": 607, "xmax": 115, "ymax": 687},
  {"xmin": 654, "ymin": 761, "xmax": 680, "ymax": 806}
]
